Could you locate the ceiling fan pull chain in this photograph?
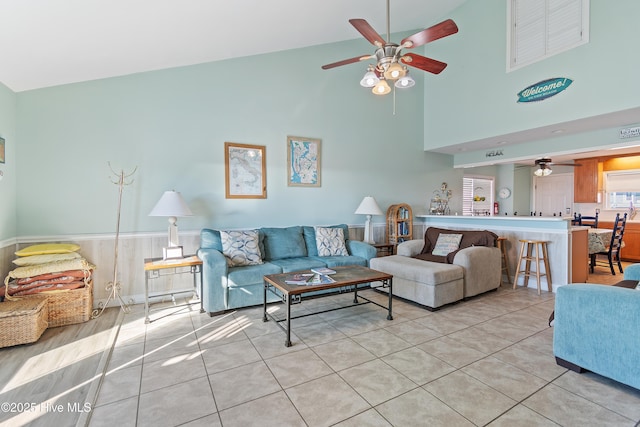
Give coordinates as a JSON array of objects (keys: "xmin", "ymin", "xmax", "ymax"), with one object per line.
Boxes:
[{"xmin": 393, "ymin": 85, "xmax": 396, "ymax": 115}]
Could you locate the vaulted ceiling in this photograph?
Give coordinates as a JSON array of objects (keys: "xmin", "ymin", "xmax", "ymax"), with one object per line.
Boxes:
[{"xmin": 0, "ymin": 0, "xmax": 466, "ymax": 92}]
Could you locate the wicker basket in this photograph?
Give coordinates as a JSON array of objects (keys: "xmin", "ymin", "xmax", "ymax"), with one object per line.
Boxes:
[
  {"xmin": 0, "ymin": 297, "xmax": 48, "ymax": 348},
  {"xmin": 22, "ymin": 281, "xmax": 93, "ymax": 328}
]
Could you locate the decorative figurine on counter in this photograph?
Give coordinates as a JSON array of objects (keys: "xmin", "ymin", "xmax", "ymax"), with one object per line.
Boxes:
[{"xmin": 429, "ymin": 182, "xmax": 452, "ymax": 215}]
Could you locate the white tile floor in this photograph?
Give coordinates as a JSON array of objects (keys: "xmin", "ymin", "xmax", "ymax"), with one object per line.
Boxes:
[{"xmin": 89, "ymin": 286, "xmax": 640, "ymax": 427}]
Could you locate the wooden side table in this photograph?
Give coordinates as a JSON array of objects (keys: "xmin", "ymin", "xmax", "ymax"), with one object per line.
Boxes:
[
  {"xmin": 373, "ymin": 243, "xmax": 395, "ymax": 257},
  {"xmin": 143, "ymin": 255, "xmax": 203, "ymax": 323}
]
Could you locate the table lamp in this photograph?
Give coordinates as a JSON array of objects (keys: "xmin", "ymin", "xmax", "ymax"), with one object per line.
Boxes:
[
  {"xmin": 149, "ymin": 190, "xmax": 193, "ymax": 259},
  {"xmin": 355, "ymin": 196, "xmax": 383, "ymax": 244}
]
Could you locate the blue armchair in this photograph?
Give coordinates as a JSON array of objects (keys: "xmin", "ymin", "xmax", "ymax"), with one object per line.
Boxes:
[{"xmin": 553, "ymin": 264, "xmax": 640, "ymax": 390}]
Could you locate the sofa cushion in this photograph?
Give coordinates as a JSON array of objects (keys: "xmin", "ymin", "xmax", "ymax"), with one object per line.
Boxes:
[
  {"xmin": 432, "ymin": 233, "xmax": 463, "ymax": 256},
  {"xmin": 201, "ymin": 228, "xmax": 223, "ymax": 251},
  {"xmin": 268, "ymin": 257, "xmax": 327, "ymax": 273},
  {"xmin": 310, "ymin": 255, "xmax": 367, "ymax": 268},
  {"xmin": 314, "ymin": 226, "xmax": 349, "ymax": 256},
  {"xmin": 371, "ymin": 255, "xmax": 463, "ymax": 285},
  {"xmin": 15, "ymin": 243, "xmax": 81, "ymax": 257},
  {"xmin": 303, "ymin": 224, "xmax": 350, "ymax": 256},
  {"xmin": 227, "ymin": 262, "xmax": 282, "ymax": 288},
  {"xmin": 262, "ymin": 226, "xmax": 307, "ymax": 260},
  {"xmin": 220, "ymin": 230, "xmax": 263, "ymax": 267}
]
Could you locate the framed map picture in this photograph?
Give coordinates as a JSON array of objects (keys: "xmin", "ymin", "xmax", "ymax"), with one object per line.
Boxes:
[
  {"xmin": 287, "ymin": 136, "xmax": 321, "ymax": 187},
  {"xmin": 225, "ymin": 142, "xmax": 266, "ymax": 199},
  {"xmin": 0, "ymin": 137, "xmax": 5, "ymax": 164}
]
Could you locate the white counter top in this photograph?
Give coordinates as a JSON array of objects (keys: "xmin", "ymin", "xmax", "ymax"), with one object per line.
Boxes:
[{"xmin": 415, "ymin": 215, "xmax": 568, "ymax": 222}]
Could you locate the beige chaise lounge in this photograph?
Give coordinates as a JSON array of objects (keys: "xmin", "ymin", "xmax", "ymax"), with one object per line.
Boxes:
[{"xmin": 370, "ymin": 227, "xmax": 502, "ymax": 310}]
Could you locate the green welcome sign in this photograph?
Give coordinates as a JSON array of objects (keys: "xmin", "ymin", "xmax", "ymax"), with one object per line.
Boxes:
[{"xmin": 517, "ymin": 77, "xmax": 573, "ymax": 103}]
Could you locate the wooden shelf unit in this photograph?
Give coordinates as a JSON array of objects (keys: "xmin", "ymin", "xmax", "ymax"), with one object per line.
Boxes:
[{"xmin": 386, "ymin": 203, "xmax": 413, "ymax": 246}]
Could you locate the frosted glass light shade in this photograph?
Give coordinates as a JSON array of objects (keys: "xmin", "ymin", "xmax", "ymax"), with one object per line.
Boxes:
[
  {"xmin": 395, "ymin": 74, "xmax": 415, "ymax": 88},
  {"xmin": 372, "ymin": 79, "xmax": 391, "ymax": 95},
  {"xmin": 360, "ymin": 71, "xmax": 379, "ymax": 88}
]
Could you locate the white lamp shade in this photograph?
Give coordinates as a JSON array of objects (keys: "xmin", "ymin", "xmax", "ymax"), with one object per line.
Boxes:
[
  {"xmin": 355, "ymin": 196, "xmax": 383, "ymax": 216},
  {"xmin": 149, "ymin": 191, "xmax": 193, "ymax": 217}
]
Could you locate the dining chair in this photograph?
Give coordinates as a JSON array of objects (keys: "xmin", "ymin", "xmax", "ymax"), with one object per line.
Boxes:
[
  {"xmin": 590, "ymin": 212, "xmax": 627, "ymax": 275},
  {"xmin": 580, "ymin": 211, "xmax": 599, "ymax": 228},
  {"xmin": 571, "ymin": 213, "xmax": 581, "ymax": 226}
]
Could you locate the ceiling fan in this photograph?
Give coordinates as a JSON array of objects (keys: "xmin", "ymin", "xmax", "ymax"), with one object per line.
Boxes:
[
  {"xmin": 321, "ymin": 0, "xmax": 459, "ymax": 95},
  {"xmin": 534, "ymin": 158, "xmax": 582, "ymax": 176}
]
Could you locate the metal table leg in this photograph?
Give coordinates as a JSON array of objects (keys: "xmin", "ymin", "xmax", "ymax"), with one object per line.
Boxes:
[
  {"xmin": 285, "ymin": 294, "xmax": 292, "ymax": 347},
  {"xmin": 387, "ymin": 278, "xmax": 393, "ymax": 320},
  {"xmin": 144, "ymin": 271, "xmax": 151, "ymax": 324},
  {"xmin": 262, "ymin": 281, "xmax": 268, "ymax": 322}
]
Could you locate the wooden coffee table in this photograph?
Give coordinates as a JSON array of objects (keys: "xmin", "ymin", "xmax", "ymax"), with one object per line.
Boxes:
[{"xmin": 263, "ymin": 265, "xmax": 393, "ymax": 347}]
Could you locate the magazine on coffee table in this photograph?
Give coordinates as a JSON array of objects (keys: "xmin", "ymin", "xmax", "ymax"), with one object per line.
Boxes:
[
  {"xmin": 311, "ymin": 267, "xmax": 336, "ymax": 275},
  {"xmin": 285, "ymin": 273, "xmax": 336, "ymax": 285}
]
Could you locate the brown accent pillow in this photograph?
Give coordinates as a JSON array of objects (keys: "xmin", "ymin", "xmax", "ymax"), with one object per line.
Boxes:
[{"xmin": 418, "ymin": 227, "xmax": 498, "ymax": 264}]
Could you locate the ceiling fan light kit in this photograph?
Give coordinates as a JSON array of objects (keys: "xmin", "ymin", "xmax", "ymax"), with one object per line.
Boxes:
[
  {"xmin": 533, "ymin": 158, "xmax": 581, "ymax": 176},
  {"xmin": 534, "ymin": 165, "xmax": 553, "ymax": 176},
  {"xmin": 321, "ymin": 0, "xmax": 458, "ymax": 97}
]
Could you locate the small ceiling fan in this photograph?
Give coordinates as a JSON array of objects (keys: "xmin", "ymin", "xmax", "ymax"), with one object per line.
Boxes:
[
  {"xmin": 321, "ymin": 0, "xmax": 458, "ymax": 95},
  {"xmin": 534, "ymin": 158, "xmax": 582, "ymax": 176}
]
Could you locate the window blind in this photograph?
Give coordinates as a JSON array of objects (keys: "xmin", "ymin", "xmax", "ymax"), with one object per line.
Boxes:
[
  {"xmin": 605, "ymin": 171, "xmax": 640, "ymax": 192},
  {"xmin": 509, "ymin": 0, "xmax": 588, "ymax": 70}
]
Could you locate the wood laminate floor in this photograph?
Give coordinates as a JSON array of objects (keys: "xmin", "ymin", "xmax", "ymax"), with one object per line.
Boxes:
[{"xmin": 0, "ymin": 306, "xmax": 121, "ymax": 427}]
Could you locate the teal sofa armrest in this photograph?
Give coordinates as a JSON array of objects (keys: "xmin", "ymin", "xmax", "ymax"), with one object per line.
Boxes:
[
  {"xmin": 346, "ymin": 240, "xmax": 376, "ymax": 264},
  {"xmin": 624, "ymin": 263, "xmax": 640, "ymax": 281},
  {"xmin": 197, "ymin": 247, "xmax": 229, "ymax": 314},
  {"xmin": 553, "ymin": 284, "xmax": 640, "ymax": 390}
]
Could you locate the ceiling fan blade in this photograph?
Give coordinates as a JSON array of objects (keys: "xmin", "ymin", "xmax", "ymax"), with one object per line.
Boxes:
[
  {"xmin": 349, "ymin": 19, "xmax": 385, "ymax": 47},
  {"xmin": 321, "ymin": 55, "xmax": 372, "ymax": 70},
  {"xmin": 401, "ymin": 53, "xmax": 447, "ymax": 74},
  {"xmin": 401, "ymin": 19, "xmax": 459, "ymax": 48}
]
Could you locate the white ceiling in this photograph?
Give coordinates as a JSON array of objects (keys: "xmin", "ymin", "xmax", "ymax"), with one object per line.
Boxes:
[
  {"xmin": 0, "ymin": 0, "xmax": 466, "ymax": 92},
  {"xmin": 1, "ymin": 0, "xmax": 636, "ymax": 164}
]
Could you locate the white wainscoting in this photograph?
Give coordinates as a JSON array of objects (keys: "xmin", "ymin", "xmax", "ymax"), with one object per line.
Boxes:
[{"xmin": 1, "ymin": 224, "xmax": 382, "ymax": 310}]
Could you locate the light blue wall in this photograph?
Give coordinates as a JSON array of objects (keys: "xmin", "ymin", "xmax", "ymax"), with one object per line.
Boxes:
[
  {"xmin": 15, "ymin": 37, "xmax": 458, "ymax": 236},
  {"xmin": 0, "ymin": 82, "xmax": 17, "ymax": 240},
  {"xmin": 423, "ymin": 0, "xmax": 640, "ymax": 151}
]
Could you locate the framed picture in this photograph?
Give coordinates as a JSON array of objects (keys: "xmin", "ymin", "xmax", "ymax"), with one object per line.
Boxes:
[
  {"xmin": 287, "ymin": 135, "xmax": 321, "ymax": 187},
  {"xmin": 0, "ymin": 137, "xmax": 5, "ymax": 164},
  {"xmin": 224, "ymin": 142, "xmax": 266, "ymax": 199}
]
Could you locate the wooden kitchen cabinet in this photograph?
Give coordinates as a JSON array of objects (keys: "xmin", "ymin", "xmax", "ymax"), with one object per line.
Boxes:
[
  {"xmin": 599, "ymin": 220, "xmax": 640, "ymax": 262},
  {"xmin": 573, "ymin": 158, "xmax": 599, "ymax": 203},
  {"xmin": 571, "ymin": 227, "xmax": 588, "ymax": 282}
]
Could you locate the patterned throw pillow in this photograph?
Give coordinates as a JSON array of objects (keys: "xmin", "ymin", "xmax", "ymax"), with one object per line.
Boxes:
[
  {"xmin": 431, "ymin": 233, "xmax": 463, "ymax": 256},
  {"xmin": 314, "ymin": 226, "xmax": 349, "ymax": 256},
  {"xmin": 220, "ymin": 230, "xmax": 263, "ymax": 267}
]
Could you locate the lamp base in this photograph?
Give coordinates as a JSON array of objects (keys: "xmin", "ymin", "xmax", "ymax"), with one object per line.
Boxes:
[
  {"xmin": 363, "ymin": 216, "xmax": 376, "ymax": 245},
  {"xmin": 163, "ymin": 246, "xmax": 184, "ymax": 260}
]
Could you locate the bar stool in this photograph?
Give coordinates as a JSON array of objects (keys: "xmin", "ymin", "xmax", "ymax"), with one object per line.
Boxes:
[
  {"xmin": 514, "ymin": 239, "xmax": 552, "ymax": 295},
  {"xmin": 496, "ymin": 237, "xmax": 511, "ymax": 285}
]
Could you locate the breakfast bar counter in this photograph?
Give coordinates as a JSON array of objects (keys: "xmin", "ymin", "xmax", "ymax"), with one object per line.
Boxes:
[{"xmin": 414, "ymin": 215, "xmax": 585, "ymax": 291}]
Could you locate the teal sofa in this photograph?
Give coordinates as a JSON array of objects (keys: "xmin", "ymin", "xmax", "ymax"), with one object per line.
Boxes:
[
  {"xmin": 197, "ymin": 224, "xmax": 377, "ymax": 315},
  {"xmin": 553, "ymin": 264, "xmax": 640, "ymax": 390}
]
